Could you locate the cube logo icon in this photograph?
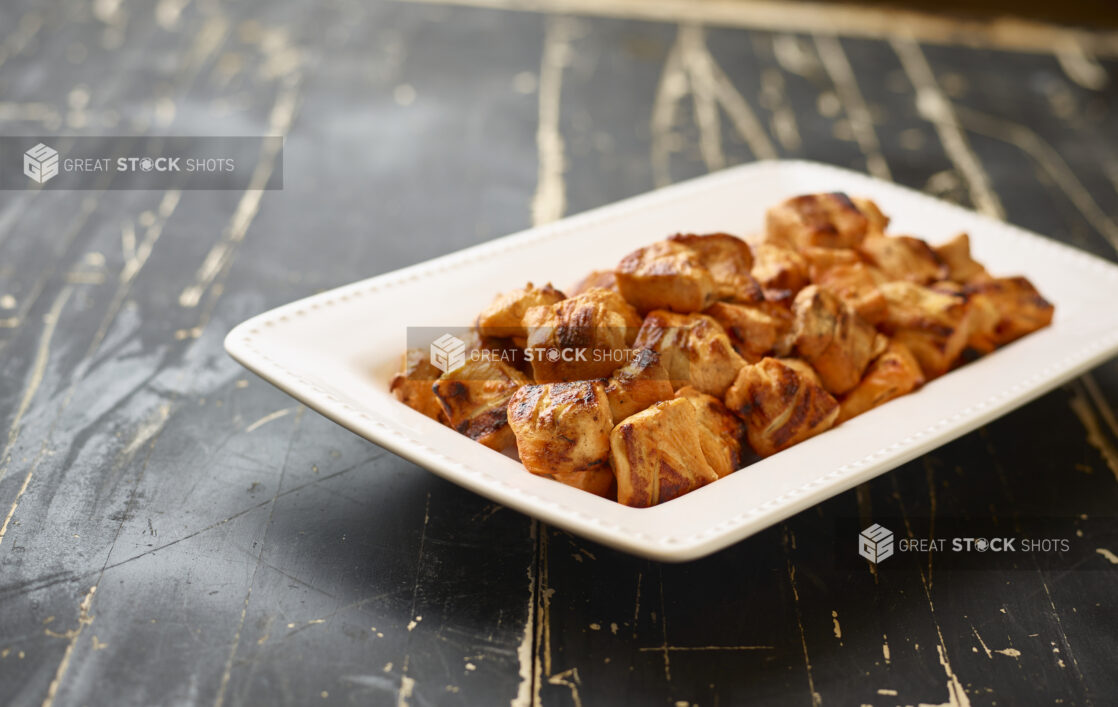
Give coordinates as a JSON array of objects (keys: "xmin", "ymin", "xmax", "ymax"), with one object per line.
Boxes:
[
  {"xmin": 24, "ymin": 143, "xmax": 59, "ymax": 184},
  {"xmin": 430, "ymin": 333, "xmax": 466, "ymax": 374},
  {"xmin": 858, "ymin": 524, "xmax": 894, "ymax": 564}
]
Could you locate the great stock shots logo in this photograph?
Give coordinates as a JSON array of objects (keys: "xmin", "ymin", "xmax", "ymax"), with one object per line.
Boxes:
[
  {"xmin": 430, "ymin": 333, "xmax": 466, "ymax": 374},
  {"xmin": 858, "ymin": 524, "xmax": 895, "ymax": 564},
  {"xmin": 24, "ymin": 143, "xmax": 59, "ymax": 184},
  {"xmin": 3, "ymin": 137, "xmax": 284, "ymax": 189}
]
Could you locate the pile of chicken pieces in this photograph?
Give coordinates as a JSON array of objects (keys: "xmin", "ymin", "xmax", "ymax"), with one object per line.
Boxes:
[{"xmin": 391, "ymin": 192, "xmax": 1054, "ymax": 508}]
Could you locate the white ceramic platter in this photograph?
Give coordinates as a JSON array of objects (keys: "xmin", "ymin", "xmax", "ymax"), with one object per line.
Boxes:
[{"xmin": 225, "ymin": 160, "xmax": 1118, "ymax": 561}]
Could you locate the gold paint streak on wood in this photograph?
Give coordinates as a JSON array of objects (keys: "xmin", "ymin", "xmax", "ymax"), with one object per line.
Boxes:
[
  {"xmin": 760, "ymin": 68, "xmax": 802, "ymax": 152},
  {"xmin": 84, "ymin": 189, "xmax": 182, "ymax": 359},
  {"xmin": 214, "ymin": 581, "xmax": 254, "ymax": 704},
  {"xmin": 122, "ymin": 404, "xmax": 172, "ymax": 457},
  {"xmin": 396, "ymin": 492, "xmax": 431, "ymax": 704},
  {"xmin": 772, "ymin": 34, "xmax": 820, "ymax": 78},
  {"xmin": 1068, "ymin": 381, "xmax": 1118, "ymax": 483},
  {"xmin": 971, "ymin": 625, "xmax": 992, "ymax": 659},
  {"xmin": 892, "ymin": 38, "xmax": 1004, "ymax": 219},
  {"xmin": 384, "ymin": 0, "xmax": 1118, "ymax": 57},
  {"xmin": 705, "ymin": 47, "xmax": 777, "ymax": 161},
  {"xmin": 651, "ymin": 24, "xmax": 775, "ymax": 186},
  {"xmin": 951, "ymin": 105, "xmax": 1118, "ymax": 255},
  {"xmin": 531, "ymin": 17, "xmax": 574, "ymax": 226},
  {"xmin": 180, "ymin": 77, "xmax": 301, "ymax": 308},
  {"xmin": 784, "ymin": 529, "xmax": 821, "ymax": 707},
  {"xmin": 511, "ymin": 519, "xmax": 537, "ymax": 707},
  {"xmin": 1054, "ymin": 38, "xmax": 1108, "ymax": 90},
  {"xmin": 0, "ymin": 286, "xmax": 73, "ymax": 491},
  {"xmin": 891, "ymin": 478, "xmax": 972, "ymax": 707},
  {"xmin": 1038, "ymin": 578, "xmax": 1086, "ymax": 683},
  {"xmin": 124, "ymin": 190, "xmax": 181, "ymax": 283},
  {"xmin": 656, "ymin": 570, "xmax": 671, "ymax": 681},
  {"xmin": 531, "ymin": 526, "xmax": 552, "ymax": 707},
  {"xmin": 244, "ymin": 407, "xmax": 295, "ymax": 433},
  {"xmin": 650, "ymin": 34, "xmax": 687, "ymax": 188},
  {"xmin": 396, "ymin": 675, "xmax": 416, "ymax": 707},
  {"xmin": 546, "ymin": 668, "xmax": 582, "ymax": 707},
  {"xmin": 64, "ymin": 271, "xmax": 106, "ymax": 285},
  {"xmin": 0, "ymin": 458, "xmax": 38, "ymax": 548},
  {"xmin": 924, "ymin": 457, "xmax": 937, "ymax": 589},
  {"xmin": 926, "ymin": 644, "xmax": 972, "ymax": 707},
  {"xmin": 41, "ymin": 586, "xmax": 97, "ymax": 707},
  {"xmin": 156, "ymin": 0, "xmax": 192, "ymax": 31},
  {"xmin": 629, "ymin": 570, "xmax": 642, "ymax": 641},
  {"xmin": 814, "ymin": 34, "xmax": 890, "ymax": 180},
  {"xmin": 678, "ymin": 25, "xmax": 725, "ymax": 172}
]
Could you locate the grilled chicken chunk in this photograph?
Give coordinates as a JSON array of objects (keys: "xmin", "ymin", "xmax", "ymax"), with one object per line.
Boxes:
[
  {"xmin": 609, "ymin": 398, "xmax": 719, "ymax": 507},
  {"xmin": 569, "ymin": 269, "xmax": 618, "ymax": 296},
  {"xmin": 837, "ymin": 340, "xmax": 925, "ymax": 423},
  {"xmin": 633, "ymin": 310, "xmax": 746, "ymax": 397},
  {"xmin": 934, "ymin": 233, "xmax": 989, "ymax": 284},
  {"xmin": 507, "ymin": 381, "xmax": 614, "ymax": 477},
  {"xmin": 852, "ymin": 197, "xmax": 890, "ymax": 235},
  {"xmin": 724, "ymin": 357, "xmax": 839, "ymax": 457},
  {"xmin": 859, "ymin": 235, "xmax": 947, "ymax": 284},
  {"xmin": 603, "ymin": 348, "xmax": 674, "ymax": 421},
  {"xmin": 522, "ymin": 287, "xmax": 642, "ymax": 382},
  {"xmin": 668, "ymin": 233, "xmax": 763, "ymax": 304},
  {"xmin": 964, "ymin": 276, "xmax": 1054, "ymax": 353},
  {"xmin": 877, "ymin": 281, "xmax": 972, "ymax": 379},
  {"xmin": 675, "ymin": 386, "xmax": 749, "ymax": 478},
  {"xmin": 615, "ymin": 233, "xmax": 761, "ymax": 313},
  {"xmin": 765, "ymin": 192, "xmax": 874, "ymax": 250},
  {"xmin": 801, "ymin": 245, "xmax": 861, "ymax": 276},
  {"xmin": 811, "ymin": 261, "xmax": 888, "ymax": 325},
  {"xmin": 615, "ymin": 239, "xmax": 716, "ymax": 313},
  {"xmin": 704, "ymin": 301, "xmax": 793, "ymax": 363},
  {"xmin": 750, "ymin": 242, "xmax": 810, "ymax": 294},
  {"xmin": 433, "ymin": 358, "xmax": 527, "ymax": 451},
  {"xmin": 792, "ymin": 285, "xmax": 887, "ymax": 395},
  {"xmin": 476, "ymin": 282, "xmax": 565, "ymax": 339},
  {"xmin": 390, "ymin": 349, "xmax": 446, "ymax": 421}
]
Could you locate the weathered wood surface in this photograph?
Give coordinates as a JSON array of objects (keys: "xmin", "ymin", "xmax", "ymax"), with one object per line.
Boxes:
[{"xmin": 1, "ymin": 1, "xmax": 1116, "ymax": 705}]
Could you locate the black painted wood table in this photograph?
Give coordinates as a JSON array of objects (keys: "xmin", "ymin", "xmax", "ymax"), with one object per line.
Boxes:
[{"xmin": 1, "ymin": 1, "xmax": 1117, "ymax": 705}]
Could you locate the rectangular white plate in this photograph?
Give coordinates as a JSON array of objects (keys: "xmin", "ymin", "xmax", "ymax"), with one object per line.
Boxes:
[{"xmin": 225, "ymin": 160, "xmax": 1118, "ymax": 562}]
